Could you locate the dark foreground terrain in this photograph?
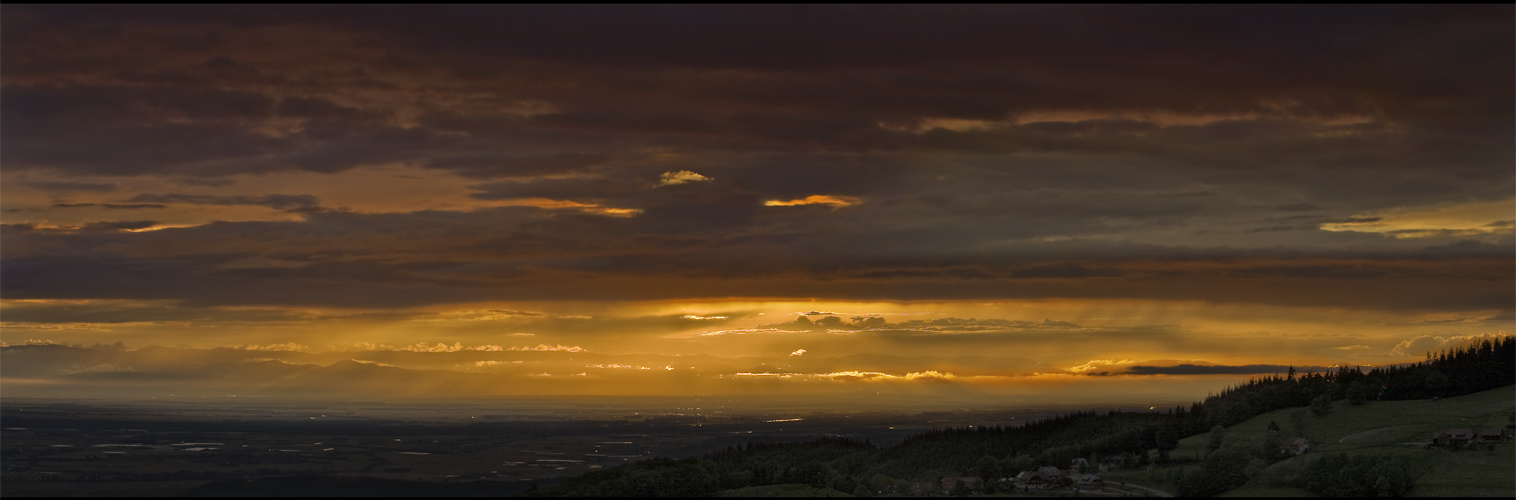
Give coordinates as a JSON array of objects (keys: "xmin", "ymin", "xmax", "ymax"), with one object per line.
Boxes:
[{"xmin": 0, "ymin": 396, "xmax": 1135, "ymax": 497}]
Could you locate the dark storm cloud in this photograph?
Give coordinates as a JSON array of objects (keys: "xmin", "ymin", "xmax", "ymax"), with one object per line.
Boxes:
[
  {"xmin": 52, "ymin": 203, "xmax": 168, "ymax": 210},
  {"xmin": 1011, "ymin": 263, "xmax": 1122, "ymax": 279},
  {"xmin": 1, "ymin": 85, "xmax": 286, "ymax": 175},
  {"xmin": 1122, "ymin": 364, "xmax": 1333, "ymax": 376},
  {"xmin": 127, "ymin": 193, "xmax": 319, "ymax": 210},
  {"xmin": 0, "ymin": 5, "xmax": 1511, "ymax": 311},
  {"xmin": 76, "ymin": 220, "xmax": 158, "ymax": 232},
  {"xmin": 0, "ymin": 301, "xmax": 313, "ymax": 324},
  {"xmin": 0, "ymin": 253, "xmax": 491, "ymax": 308},
  {"xmin": 23, "ymin": 181, "xmax": 118, "ymax": 192},
  {"xmin": 426, "ymin": 153, "xmax": 610, "ymax": 179}
]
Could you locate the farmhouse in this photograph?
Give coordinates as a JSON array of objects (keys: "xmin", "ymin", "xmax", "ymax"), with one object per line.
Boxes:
[
  {"xmin": 1077, "ymin": 474, "xmax": 1104, "ymax": 492},
  {"xmin": 1036, "ymin": 466, "xmax": 1061, "ymax": 480},
  {"xmin": 1444, "ymin": 428, "xmax": 1475, "ymax": 445},
  {"xmin": 1285, "ymin": 437, "xmax": 1312, "ymax": 455}
]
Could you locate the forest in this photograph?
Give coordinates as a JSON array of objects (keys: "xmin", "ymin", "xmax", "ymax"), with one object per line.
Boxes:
[{"xmin": 526, "ymin": 336, "xmax": 1514, "ymax": 497}]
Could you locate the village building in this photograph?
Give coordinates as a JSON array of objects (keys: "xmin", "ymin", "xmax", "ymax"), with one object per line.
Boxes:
[
  {"xmin": 1077, "ymin": 474, "xmax": 1104, "ymax": 492},
  {"xmin": 1284, "ymin": 437, "xmax": 1312, "ymax": 455},
  {"xmin": 1444, "ymin": 428, "xmax": 1475, "ymax": 445},
  {"xmin": 1011, "ymin": 470, "xmax": 1035, "ymax": 488},
  {"xmin": 1479, "ymin": 428, "xmax": 1504, "ymax": 441},
  {"xmin": 1036, "ymin": 466, "xmax": 1061, "ymax": 480},
  {"xmin": 1030, "ymin": 466, "xmax": 1065, "ymax": 489}
]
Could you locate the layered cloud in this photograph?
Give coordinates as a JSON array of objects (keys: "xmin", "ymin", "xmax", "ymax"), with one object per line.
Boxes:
[{"xmin": 0, "ymin": 6, "xmax": 1511, "ymax": 400}]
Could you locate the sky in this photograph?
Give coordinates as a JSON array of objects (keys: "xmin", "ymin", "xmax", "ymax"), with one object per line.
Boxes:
[{"xmin": 2, "ymin": 5, "xmax": 1512, "ymax": 404}]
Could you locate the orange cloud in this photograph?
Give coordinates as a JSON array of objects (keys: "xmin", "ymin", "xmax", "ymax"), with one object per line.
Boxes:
[
  {"xmin": 763, "ymin": 195, "xmax": 860, "ymax": 208},
  {"xmin": 655, "ymin": 170, "xmax": 713, "ymax": 187}
]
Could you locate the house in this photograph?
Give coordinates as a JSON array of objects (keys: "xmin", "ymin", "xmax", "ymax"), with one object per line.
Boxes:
[
  {"xmin": 1099, "ymin": 454, "xmax": 1126, "ymax": 471},
  {"xmin": 1010, "ymin": 470, "xmax": 1035, "ymax": 489},
  {"xmin": 1069, "ymin": 457, "xmax": 1089, "ymax": 470},
  {"xmin": 1479, "ymin": 428, "xmax": 1504, "ymax": 441},
  {"xmin": 1078, "ymin": 474, "xmax": 1104, "ymax": 492},
  {"xmin": 940, "ymin": 476, "xmax": 982, "ymax": 492},
  {"xmin": 1033, "ymin": 466, "xmax": 1064, "ymax": 489},
  {"xmin": 1285, "ymin": 437, "xmax": 1312, "ymax": 455},
  {"xmin": 1036, "ymin": 466, "xmax": 1062, "ymax": 480},
  {"xmin": 1011, "ymin": 470, "xmax": 1035, "ymax": 487},
  {"xmin": 1444, "ymin": 428, "xmax": 1475, "ymax": 445}
]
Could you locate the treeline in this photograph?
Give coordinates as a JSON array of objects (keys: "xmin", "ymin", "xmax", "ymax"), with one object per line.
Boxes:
[
  {"xmin": 526, "ymin": 336, "xmax": 1512, "ymax": 497},
  {"xmin": 1180, "ymin": 336, "xmax": 1514, "ymax": 436}
]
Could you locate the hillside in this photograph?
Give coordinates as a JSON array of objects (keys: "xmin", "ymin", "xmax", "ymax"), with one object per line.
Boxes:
[
  {"xmin": 1106, "ymin": 384, "xmax": 1515, "ymax": 497},
  {"xmin": 526, "ymin": 337, "xmax": 1513, "ymax": 497}
]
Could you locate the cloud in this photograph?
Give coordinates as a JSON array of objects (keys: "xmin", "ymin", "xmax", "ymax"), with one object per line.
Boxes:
[
  {"xmin": 127, "ymin": 193, "xmax": 320, "ymax": 210},
  {"xmin": 818, "ymin": 370, "xmax": 957, "ymax": 381},
  {"xmin": 1067, "ymin": 359, "xmax": 1134, "ymax": 373},
  {"xmin": 23, "ymin": 181, "xmax": 118, "ymax": 192},
  {"xmin": 656, "ymin": 170, "xmax": 713, "ymax": 187},
  {"xmin": 77, "ymin": 220, "xmax": 159, "ymax": 232},
  {"xmin": 1012, "ymin": 263, "xmax": 1121, "ymax": 279},
  {"xmin": 1122, "ymin": 364, "xmax": 1330, "ymax": 376},
  {"xmin": 1389, "ymin": 332, "xmax": 1509, "ymax": 357},
  {"xmin": 426, "ymin": 153, "xmax": 609, "ymax": 179},
  {"xmin": 0, "ymin": 4, "xmax": 1511, "ymax": 337},
  {"xmin": 789, "ymin": 349, "xmax": 806, "ymax": 357},
  {"xmin": 763, "ymin": 195, "xmax": 860, "ymax": 208},
  {"xmin": 51, "ymin": 203, "xmax": 168, "ymax": 210},
  {"xmin": 224, "ymin": 342, "xmax": 309, "ymax": 352}
]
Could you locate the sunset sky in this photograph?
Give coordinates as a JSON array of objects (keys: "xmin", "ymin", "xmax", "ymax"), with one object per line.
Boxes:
[{"xmin": 2, "ymin": 5, "xmax": 1511, "ymax": 403}]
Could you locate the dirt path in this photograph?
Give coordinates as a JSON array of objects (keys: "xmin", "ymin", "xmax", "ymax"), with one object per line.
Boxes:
[{"xmin": 1105, "ymin": 481, "xmax": 1173, "ymax": 497}]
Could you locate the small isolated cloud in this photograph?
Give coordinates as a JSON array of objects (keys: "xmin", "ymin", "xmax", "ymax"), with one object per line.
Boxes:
[
  {"xmin": 763, "ymin": 195, "xmax": 860, "ymax": 208},
  {"xmin": 656, "ymin": 170, "xmax": 713, "ymax": 187},
  {"xmin": 789, "ymin": 349, "xmax": 807, "ymax": 357},
  {"xmin": 681, "ymin": 314, "xmax": 728, "ymax": 320},
  {"xmin": 1332, "ymin": 345, "xmax": 1371, "ymax": 350}
]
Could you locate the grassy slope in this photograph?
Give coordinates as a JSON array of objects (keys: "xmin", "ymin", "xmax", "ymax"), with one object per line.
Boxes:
[
  {"xmin": 713, "ymin": 484, "xmax": 855, "ymax": 497},
  {"xmin": 1105, "ymin": 384, "xmax": 1515, "ymax": 497}
]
